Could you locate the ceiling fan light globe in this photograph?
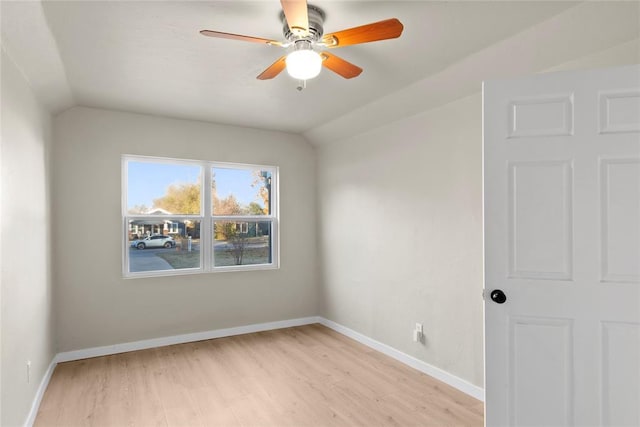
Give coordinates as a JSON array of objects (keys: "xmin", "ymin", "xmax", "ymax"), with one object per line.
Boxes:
[{"xmin": 285, "ymin": 50, "xmax": 322, "ymax": 80}]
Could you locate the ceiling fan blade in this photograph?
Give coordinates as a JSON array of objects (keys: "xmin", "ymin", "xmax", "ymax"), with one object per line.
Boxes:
[
  {"xmin": 257, "ymin": 56, "xmax": 287, "ymax": 80},
  {"xmin": 322, "ymin": 18, "xmax": 404, "ymax": 48},
  {"xmin": 280, "ymin": 0, "xmax": 309, "ymax": 36},
  {"xmin": 200, "ymin": 30, "xmax": 284, "ymax": 47},
  {"xmin": 321, "ymin": 52, "xmax": 363, "ymax": 79}
]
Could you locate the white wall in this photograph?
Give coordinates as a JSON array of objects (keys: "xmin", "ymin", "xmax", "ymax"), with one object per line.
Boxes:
[
  {"xmin": 52, "ymin": 107, "xmax": 318, "ymax": 352},
  {"xmin": 316, "ymin": 39, "xmax": 640, "ymax": 391},
  {"xmin": 317, "ymin": 94, "xmax": 485, "ymax": 386},
  {"xmin": 1, "ymin": 47, "xmax": 55, "ymax": 426}
]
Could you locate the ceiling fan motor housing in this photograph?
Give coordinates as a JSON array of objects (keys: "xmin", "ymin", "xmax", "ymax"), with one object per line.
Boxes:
[{"xmin": 281, "ymin": 4, "xmax": 325, "ymax": 42}]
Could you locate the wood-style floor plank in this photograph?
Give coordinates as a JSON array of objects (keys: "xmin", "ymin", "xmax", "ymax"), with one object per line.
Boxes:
[{"xmin": 34, "ymin": 324, "xmax": 483, "ymax": 426}]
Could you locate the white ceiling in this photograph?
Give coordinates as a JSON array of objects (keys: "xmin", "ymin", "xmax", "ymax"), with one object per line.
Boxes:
[{"xmin": 2, "ymin": 1, "xmax": 639, "ymax": 138}]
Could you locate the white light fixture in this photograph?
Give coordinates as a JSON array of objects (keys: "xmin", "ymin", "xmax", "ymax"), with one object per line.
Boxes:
[{"xmin": 286, "ymin": 49, "xmax": 322, "ymax": 80}]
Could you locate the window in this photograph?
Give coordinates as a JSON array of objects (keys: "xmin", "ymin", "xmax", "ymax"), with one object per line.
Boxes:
[{"xmin": 123, "ymin": 155, "xmax": 278, "ymax": 277}]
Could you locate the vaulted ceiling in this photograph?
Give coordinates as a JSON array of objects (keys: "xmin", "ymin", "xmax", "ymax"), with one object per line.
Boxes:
[{"xmin": 2, "ymin": 1, "xmax": 639, "ymax": 142}]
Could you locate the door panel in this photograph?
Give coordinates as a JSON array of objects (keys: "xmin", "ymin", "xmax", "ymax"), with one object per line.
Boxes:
[
  {"xmin": 484, "ymin": 65, "xmax": 640, "ymax": 426},
  {"xmin": 508, "ymin": 161, "xmax": 573, "ymax": 280},
  {"xmin": 510, "ymin": 317, "xmax": 573, "ymax": 426},
  {"xmin": 601, "ymin": 321, "xmax": 640, "ymax": 426},
  {"xmin": 599, "ymin": 91, "xmax": 640, "ymax": 134},
  {"xmin": 508, "ymin": 95, "xmax": 574, "ymax": 138},
  {"xmin": 601, "ymin": 159, "xmax": 640, "ymax": 282}
]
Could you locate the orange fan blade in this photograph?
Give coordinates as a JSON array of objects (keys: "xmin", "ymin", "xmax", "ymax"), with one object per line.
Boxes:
[
  {"xmin": 200, "ymin": 30, "xmax": 284, "ymax": 47},
  {"xmin": 321, "ymin": 52, "xmax": 363, "ymax": 79},
  {"xmin": 322, "ymin": 18, "xmax": 404, "ymax": 48},
  {"xmin": 257, "ymin": 56, "xmax": 287, "ymax": 80},
  {"xmin": 281, "ymin": 0, "xmax": 309, "ymax": 36}
]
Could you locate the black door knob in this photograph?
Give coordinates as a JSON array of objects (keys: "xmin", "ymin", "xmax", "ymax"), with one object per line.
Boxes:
[{"xmin": 490, "ymin": 289, "xmax": 507, "ymax": 304}]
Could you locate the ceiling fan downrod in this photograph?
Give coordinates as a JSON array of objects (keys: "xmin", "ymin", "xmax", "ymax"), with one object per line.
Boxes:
[{"xmin": 281, "ymin": 4, "xmax": 325, "ymax": 43}]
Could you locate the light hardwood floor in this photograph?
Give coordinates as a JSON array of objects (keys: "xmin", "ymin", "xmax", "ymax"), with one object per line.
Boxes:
[{"xmin": 35, "ymin": 324, "xmax": 484, "ymax": 426}]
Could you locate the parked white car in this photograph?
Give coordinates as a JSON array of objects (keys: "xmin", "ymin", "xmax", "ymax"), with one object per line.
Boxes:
[{"xmin": 131, "ymin": 234, "xmax": 175, "ymax": 250}]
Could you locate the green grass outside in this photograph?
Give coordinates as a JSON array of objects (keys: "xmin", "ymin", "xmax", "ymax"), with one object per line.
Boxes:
[
  {"xmin": 155, "ymin": 251, "xmax": 200, "ymax": 269},
  {"xmin": 213, "ymin": 246, "xmax": 270, "ymax": 267},
  {"xmin": 156, "ymin": 246, "xmax": 269, "ymax": 269}
]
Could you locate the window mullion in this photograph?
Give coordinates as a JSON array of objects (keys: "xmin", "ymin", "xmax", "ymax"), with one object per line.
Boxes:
[{"xmin": 203, "ymin": 163, "xmax": 212, "ymax": 271}]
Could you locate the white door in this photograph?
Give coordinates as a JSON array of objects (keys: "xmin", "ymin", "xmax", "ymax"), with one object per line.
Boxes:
[{"xmin": 484, "ymin": 65, "xmax": 640, "ymax": 427}]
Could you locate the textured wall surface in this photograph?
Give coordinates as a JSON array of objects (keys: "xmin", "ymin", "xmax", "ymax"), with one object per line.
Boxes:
[
  {"xmin": 52, "ymin": 107, "xmax": 319, "ymax": 352},
  {"xmin": 1, "ymin": 48, "xmax": 55, "ymax": 427}
]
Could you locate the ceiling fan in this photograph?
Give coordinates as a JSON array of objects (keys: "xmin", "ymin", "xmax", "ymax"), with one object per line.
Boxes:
[{"xmin": 200, "ymin": 0, "xmax": 404, "ymax": 85}]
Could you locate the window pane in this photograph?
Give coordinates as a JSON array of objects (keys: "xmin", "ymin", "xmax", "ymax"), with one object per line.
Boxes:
[
  {"xmin": 212, "ymin": 167, "xmax": 272, "ymax": 215},
  {"xmin": 127, "ymin": 161, "xmax": 202, "ymax": 215},
  {"xmin": 128, "ymin": 219, "xmax": 201, "ymax": 273},
  {"xmin": 213, "ymin": 221, "xmax": 272, "ymax": 267}
]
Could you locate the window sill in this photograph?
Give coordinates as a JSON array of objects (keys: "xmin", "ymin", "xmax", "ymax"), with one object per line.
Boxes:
[{"xmin": 123, "ymin": 263, "xmax": 280, "ymax": 279}]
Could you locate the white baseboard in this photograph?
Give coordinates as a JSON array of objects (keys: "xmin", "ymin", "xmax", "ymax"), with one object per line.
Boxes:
[
  {"xmin": 24, "ymin": 358, "xmax": 57, "ymax": 427},
  {"xmin": 318, "ymin": 318, "xmax": 485, "ymax": 402},
  {"xmin": 27, "ymin": 315, "xmax": 483, "ymax": 426},
  {"xmin": 55, "ymin": 316, "xmax": 321, "ymax": 363}
]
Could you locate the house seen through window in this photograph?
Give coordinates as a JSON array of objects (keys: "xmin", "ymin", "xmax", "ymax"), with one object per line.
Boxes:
[{"xmin": 123, "ymin": 156, "xmax": 278, "ymax": 277}]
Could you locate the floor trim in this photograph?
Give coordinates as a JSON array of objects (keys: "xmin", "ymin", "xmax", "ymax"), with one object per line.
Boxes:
[
  {"xmin": 54, "ymin": 316, "xmax": 321, "ymax": 363},
  {"xmin": 24, "ymin": 359, "xmax": 57, "ymax": 427},
  {"xmin": 318, "ymin": 318, "xmax": 485, "ymax": 401},
  {"xmin": 27, "ymin": 315, "xmax": 484, "ymax": 426}
]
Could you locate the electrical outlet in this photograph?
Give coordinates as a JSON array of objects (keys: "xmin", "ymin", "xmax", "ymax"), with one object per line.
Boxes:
[
  {"xmin": 413, "ymin": 323, "xmax": 424, "ymax": 342},
  {"xmin": 26, "ymin": 360, "xmax": 31, "ymax": 384}
]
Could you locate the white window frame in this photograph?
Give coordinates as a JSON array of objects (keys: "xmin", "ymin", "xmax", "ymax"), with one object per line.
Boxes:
[{"xmin": 122, "ymin": 155, "xmax": 279, "ymax": 278}]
